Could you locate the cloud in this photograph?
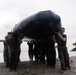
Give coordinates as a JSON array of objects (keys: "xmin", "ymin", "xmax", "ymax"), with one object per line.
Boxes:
[{"xmin": 0, "ymin": 0, "xmax": 76, "ymax": 51}]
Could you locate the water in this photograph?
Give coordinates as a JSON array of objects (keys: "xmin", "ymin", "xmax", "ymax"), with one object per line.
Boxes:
[
  {"xmin": 0, "ymin": 51, "xmax": 76, "ymax": 63},
  {"xmin": 69, "ymin": 51, "xmax": 76, "ymax": 57},
  {"xmin": 0, "ymin": 51, "xmax": 29, "ymax": 63}
]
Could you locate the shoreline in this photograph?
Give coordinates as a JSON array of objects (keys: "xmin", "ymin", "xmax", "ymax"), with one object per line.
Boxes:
[{"xmin": 0, "ymin": 51, "xmax": 76, "ymax": 63}]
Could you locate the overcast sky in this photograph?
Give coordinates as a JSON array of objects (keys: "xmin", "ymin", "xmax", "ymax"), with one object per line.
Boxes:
[{"xmin": 0, "ymin": 0, "xmax": 76, "ymax": 51}]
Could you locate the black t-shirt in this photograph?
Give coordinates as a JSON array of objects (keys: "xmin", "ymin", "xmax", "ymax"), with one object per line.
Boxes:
[
  {"xmin": 59, "ymin": 34, "xmax": 67, "ymax": 46},
  {"xmin": 3, "ymin": 40, "xmax": 8, "ymax": 49},
  {"xmin": 7, "ymin": 38, "xmax": 19, "ymax": 49},
  {"xmin": 56, "ymin": 34, "xmax": 67, "ymax": 46}
]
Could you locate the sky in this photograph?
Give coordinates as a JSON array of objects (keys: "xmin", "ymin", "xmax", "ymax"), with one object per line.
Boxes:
[{"xmin": 0, "ymin": 0, "xmax": 76, "ymax": 51}]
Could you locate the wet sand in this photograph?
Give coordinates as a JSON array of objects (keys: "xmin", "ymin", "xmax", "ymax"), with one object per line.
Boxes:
[{"xmin": 0, "ymin": 56, "xmax": 76, "ymax": 75}]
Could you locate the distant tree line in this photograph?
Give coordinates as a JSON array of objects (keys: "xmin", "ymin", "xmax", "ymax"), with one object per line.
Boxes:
[
  {"xmin": 71, "ymin": 42, "xmax": 76, "ymax": 51},
  {"xmin": 73, "ymin": 42, "xmax": 76, "ymax": 48}
]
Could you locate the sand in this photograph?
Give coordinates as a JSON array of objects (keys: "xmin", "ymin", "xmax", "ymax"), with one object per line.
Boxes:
[{"xmin": 0, "ymin": 56, "xmax": 76, "ymax": 75}]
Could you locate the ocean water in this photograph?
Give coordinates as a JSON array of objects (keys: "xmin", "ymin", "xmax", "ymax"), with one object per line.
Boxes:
[
  {"xmin": 0, "ymin": 51, "xmax": 76, "ymax": 63},
  {"xmin": 1, "ymin": 42, "xmax": 76, "ymax": 63},
  {"xmin": 0, "ymin": 51, "xmax": 30, "ymax": 63}
]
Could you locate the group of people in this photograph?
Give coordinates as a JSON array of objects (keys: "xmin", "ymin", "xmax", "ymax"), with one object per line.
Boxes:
[
  {"xmin": 27, "ymin": 27, "xmax": 70, "ymax": 72},
  {"xmin": 3, "ymin": 27, "xmax": 70, "ymax": 72},
  {"xmin": 3, "ymin": 32, "xmax": 22, "ymax": 71},
  {"xmin": 27, "ymin": 35, "xmax": 56, "ymax": 68}
]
